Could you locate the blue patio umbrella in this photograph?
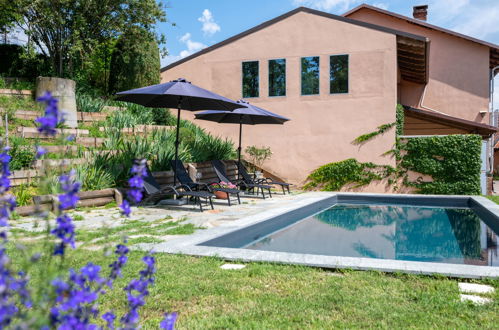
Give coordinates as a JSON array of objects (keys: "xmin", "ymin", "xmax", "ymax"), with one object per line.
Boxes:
[
  {"xmin": 194, "ymin": 99, "xmax": 290, "ymax": 175},
  {"xmin": 115, "ymin": 78, "xmax": 244, "ymax": 185}
]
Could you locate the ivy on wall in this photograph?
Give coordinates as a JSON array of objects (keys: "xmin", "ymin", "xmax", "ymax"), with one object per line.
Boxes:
[
  {"xmin": 400, "ymin": 135, "xmax": 482, "ymax": 195},
  {"xmin": 303, "ymin": 158, "xmax": 395, "ymax": 191},
  {"xmin": 305, "ymin": 104, "xmax": 483, "ymax": 195}
]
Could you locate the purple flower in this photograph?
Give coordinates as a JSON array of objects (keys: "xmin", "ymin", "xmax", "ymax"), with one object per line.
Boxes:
[
  {"xmin": 51, "ymin": 214, "xmax": 76, "ymax": 255},
  {"xmin": 0, "ymin": 197, "xmax": 16, "ymax": 227},
  {"xmin": 127, "ymin": 189, "xmax": 143, "ymax": 204},
  {"xmin": 81, "ymin": 263, "xmax": 102, "ymax": 283},
  {"xmin": 160, "ymin": 312, "xmax": 178, "ymax": 330},
  {"xmin": 35, "ymin": 146, "xmax": 47, "ymax": 159},
  {"xmin": 102, "ymin": 312, "xmax": 116, "ymax": 329},
  {"xmin": 66, "ymin": 134, "xmax": 75, "ymax": 142},
  {"xmin": 120, "ymin": 200, "xmax": 131, "ymax": 217},
  {"xmin": 36, "ymin": 92, "xmax": 63, "ymax": 136},
  {"xmin": 120, "ymin": 253, "xmax": 156, "ymax": 327},
  {"xmin": 108, "ymin": 244, "xmax": 129, "ymax": 285},
  {"xmin": 121, "ymin": 159, "xmax": 147, "ymax": 216}
]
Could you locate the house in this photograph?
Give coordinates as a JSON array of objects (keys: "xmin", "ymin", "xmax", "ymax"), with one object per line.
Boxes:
[{"xmin": 160, "ymin": 5, "xmax": 498, "ymax": 190}]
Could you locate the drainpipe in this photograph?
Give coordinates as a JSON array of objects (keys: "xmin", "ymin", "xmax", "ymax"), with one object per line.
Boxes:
[{"xmin": 489, "ymin": 66, "xmax": 499, "ymax": 177}]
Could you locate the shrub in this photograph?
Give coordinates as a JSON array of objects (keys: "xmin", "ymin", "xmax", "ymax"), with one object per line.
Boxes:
[
  {"xmin": 245, "ymin": 145, "xmax": 272, "ymax": 171},
  {"xmin": 74, "ymin": 164, "xmax": 114, "ymax": 191},
  {"xmin": 9, "ymin": 136, "xmax": 36, "ymax": 170},
  {"xmin": 76, "ymin": 93, "xmax": 106, "ymax": 112}
]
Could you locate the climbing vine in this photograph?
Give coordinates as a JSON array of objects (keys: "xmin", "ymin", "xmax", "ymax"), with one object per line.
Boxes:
[
  {"xmin": 400, "ymin": 135, "xmax": 482, "ymax": 195},
  {"xmin": 303, "ymin": 158, "xmax": 395, "ymax": 191},
  {"xmin": 305, "ymin": 104, "xmax": 482, "ymax": 195}
]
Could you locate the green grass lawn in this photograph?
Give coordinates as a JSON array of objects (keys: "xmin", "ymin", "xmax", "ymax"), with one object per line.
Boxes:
[
  {"xmin": 6, "ymin": 236, "xmax": 499, "ymax": 329},
  {"xmin": 486, "ymin": 195, "xmax": 499, "ymax": 204}
]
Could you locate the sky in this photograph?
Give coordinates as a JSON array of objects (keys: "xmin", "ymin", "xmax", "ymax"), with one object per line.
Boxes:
[
  {"xmin": 158, "ymin": 0, "xmax": 499, "ymax": 67},
  {"xmin": 158, "ymin": 0, "xmax": 499, "ymax": 109}
]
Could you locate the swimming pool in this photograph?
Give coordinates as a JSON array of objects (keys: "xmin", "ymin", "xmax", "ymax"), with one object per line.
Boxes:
[
  {"xmin": 244, "ymin": 203, "xmax": 497, "ymax": 266},
  {"xmin": 147, "ymin": 193, "xmax": 499, "ymax": 278}
]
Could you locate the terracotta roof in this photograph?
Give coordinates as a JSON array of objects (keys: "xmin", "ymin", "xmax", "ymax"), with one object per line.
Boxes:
[
  {"xmin": 343, "ymin": 4, "xmax": 499, "ymax": 69},
  {"xmin": 161, "ymin": 7, "xmax": 427, "ymax": 72},
  {"xmin": 403, "ymin": 105, "xmax": 497, "ymax": 138}
]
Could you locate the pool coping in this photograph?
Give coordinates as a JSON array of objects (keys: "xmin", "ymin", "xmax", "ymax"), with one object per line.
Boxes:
[{"xmin": 139, "ymin": 192, "xmax": 499, "ymax": 279}]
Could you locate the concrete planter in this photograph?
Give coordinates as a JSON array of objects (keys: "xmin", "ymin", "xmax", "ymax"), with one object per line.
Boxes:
[{"xmin": 36, "ymin": 77, "xmax": 77, "ymax": 128}]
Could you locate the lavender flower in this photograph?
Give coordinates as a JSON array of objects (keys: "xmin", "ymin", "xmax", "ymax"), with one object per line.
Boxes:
[
  {"xmin": 36, "ymin": 91, "xmax": 62, "ymax": 136},
  {"xmin": 35, "ymin": 146, "xmax": 47, "ymax": 159},
  {"xmin": 0, "ymin": 148, "xmax": 15, "ymax": 226},
  {"xmin": 120, "ymin": 200, "xmax": 131, "ymax": 217},
  {"xmin": 160, "ymin": 312, "xmax": 178, "ymax": 330},
  {"xmin": 120, "ymin": 253, "xmax": 156, "ymax": 327},
  {"xmin": 58, "ymin": 170, "xmax": 81, "ymax": 210},
  {"xmin": 51, "ymin": 214, "xmax": 76, "ymax": 255},
  {"xmin": 120, "ymin": 159, "xmax": 147, "ymax": 216},
  {"xmin": 107, "ymin": 244, "xmax": 129, "ymax": 285},
  {"xmin": 102, "ymin": 311, "xmax": 116, "ymax": 329}
]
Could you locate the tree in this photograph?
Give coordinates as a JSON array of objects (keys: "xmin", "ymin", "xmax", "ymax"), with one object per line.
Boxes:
[
  {"xmin": 0, "ymin": 0, "xmax": 22, "ymax": 43},
  {"xmin": 16, "ymin": 0, "xmax": 167, "ymax": 77},
  {"xmin": 108, "ymin": 27, "xmax": 160, "ymax": 93}
]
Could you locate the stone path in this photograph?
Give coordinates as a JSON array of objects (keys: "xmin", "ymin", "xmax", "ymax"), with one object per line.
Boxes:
[
  {"xmin": 10, "ymin": 192, "xmax": 318, "ymax": 237},
  {"xmin": 458, "ymin": 282, "xmax": 495, "ymax": 305}
]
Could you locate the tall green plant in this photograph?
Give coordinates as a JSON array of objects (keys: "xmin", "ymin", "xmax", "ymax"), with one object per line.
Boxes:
[{"xmin": 108, "ymin": 26, "xmax": 160, "ymax": 94}]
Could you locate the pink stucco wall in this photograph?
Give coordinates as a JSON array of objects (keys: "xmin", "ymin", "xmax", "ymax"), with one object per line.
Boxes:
[
  {"xmin": 161, "ymin": 11, "xmax": 398, "ymax": 188},
  {"xmin": 346, "ymin": 8, "xmax": 491, "ymax": 123}
]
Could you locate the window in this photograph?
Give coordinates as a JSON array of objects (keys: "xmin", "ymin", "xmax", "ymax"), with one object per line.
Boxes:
[
  {"xmin": 242, "ymin": 61, "xmax": 259, "ymax": 98},
  {"xmin": 268, "ymin": 59, "xmax": 286, "ymax": 97},
  {"xmin": 301, "ymin": 56, "xmax": 320, "ymax": 95},
  {"xmin": 330, "ymin": 55, "xmax": 348, "ymax": 94}
]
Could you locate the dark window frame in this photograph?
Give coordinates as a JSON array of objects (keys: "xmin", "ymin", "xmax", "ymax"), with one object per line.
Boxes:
[
  {"xmin": 329, "ymin": 54, "xmax": 349, "ymax": 94},
  {"xmin": 300, "ymin": 56, "xmax": 320, "ymax": 96},
  {"xmin": 242, "ymin": 61, "xmax": 259, "ymax": 98},
  {"xmin": 268, "ymin": 58, "xmax": 286, "ymax": 97}
]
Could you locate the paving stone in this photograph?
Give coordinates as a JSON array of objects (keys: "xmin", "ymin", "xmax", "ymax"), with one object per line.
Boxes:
[
  {"xmin": 220, "ymin": 264, "xmax": 246, "ymax": 270},
  {"xmin": 458, "ymin": 283, "xmax": 495, "ymax": 294},
  {"xmin": 460, "ymin": 294, "xmax": 493, "ymax": 305}
]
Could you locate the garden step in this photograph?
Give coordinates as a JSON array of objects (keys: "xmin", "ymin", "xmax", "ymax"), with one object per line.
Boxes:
[
  {"xmin": 78, "ymin": 112, "xmax": 108, "ymax": 123},
  {"xmin": 16, "ymin": 126, "xmax": 89, "ymax": 138},
  {"xmin": 0, "ymin": 89, "xmax": 32, "ymax": 97},
  {"xmin": 13, "ymin": 110, "xmax": 110, "ymax": 123},
  {"xmin": 102, "ymin": 105, "xmax": 125, "ymax": 113},
  {"xmin": 14, "ymin": 110, "xmax": 41, "ymax": 121},
  {"xmin": 99, "ymin": 124, "xmax": 173, "ymax": 135},
  {"xmin": 33, "ymin": 158, "xmax": 87, "ymax": 169},
  {"xmin": 17, "ymin": 188, "xmax": 123, "ymax": 216},
  {"xmin": 42, "ymin": 145, "xmax": 79, "ymax": 154},
  {"xmin": 75, "ymin": 137, "xmax": 107, "ymax": 147}
]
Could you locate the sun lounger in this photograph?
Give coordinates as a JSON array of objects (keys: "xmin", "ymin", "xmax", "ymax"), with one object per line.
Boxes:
[
  {"xmin": 170, "ymin": 160, "xmax": 240, "ymax": 206},
  {"xmin": 142, "ymin": 166, "xmax": 214, "ymax": 212},
  {"xmin": 212, "ymin": 160, "xmax": 272, "ymax": 199},
  {"xmin": 236, "ymin": 162, "xmax": 291, "ymax": 194}
]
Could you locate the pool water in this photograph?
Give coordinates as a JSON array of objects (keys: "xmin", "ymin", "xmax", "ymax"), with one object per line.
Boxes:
[{"xmin": 245, "ymin": 204, "xmax": 499, "ymax": 266}]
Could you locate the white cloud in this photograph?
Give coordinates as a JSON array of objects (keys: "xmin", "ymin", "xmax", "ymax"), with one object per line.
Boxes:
[
  {"xmin": 198, "ymin": 9, "xmax": 221, "ymax": 36},
  {"xmin": 451, "ymin": 6, "xmax": 499, "ymax": 39},
  {"xmin": 161, "ymin": 33, "xmax": 207, "ymax": 67},
  {"xmin": 293, "ymin": 0, "xmax": 360, "ymax": 12}
]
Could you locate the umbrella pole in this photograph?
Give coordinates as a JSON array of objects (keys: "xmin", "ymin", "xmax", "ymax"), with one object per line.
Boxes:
[
  {"xmin": 174, "ymin": 97, "xmax": 182, "ymax": 187},
  {"xmin": 237, "ymin": 120, "xmax": 242, "ymax": 180}
]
